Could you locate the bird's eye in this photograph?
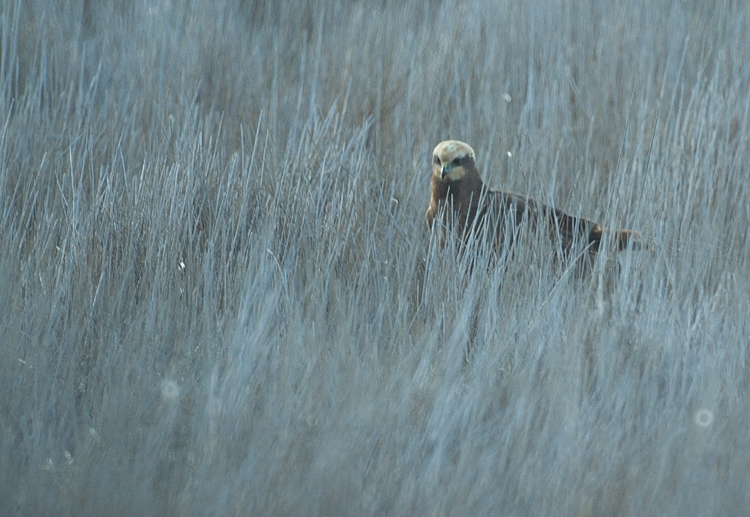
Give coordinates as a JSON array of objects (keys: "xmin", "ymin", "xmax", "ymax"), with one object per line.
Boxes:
[
  {"xmin": 433, "ymin": 156, "xmax": 441, "ymax": 165},
  {"xmin": 452, "ymin": 157, "xmax": 462, "ymax": 166}
]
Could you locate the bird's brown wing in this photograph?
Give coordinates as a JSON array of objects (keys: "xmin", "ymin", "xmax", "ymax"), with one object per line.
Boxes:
[{"xmin": 486, "ymin": 190, "xmax": 643, "ymax": 254}]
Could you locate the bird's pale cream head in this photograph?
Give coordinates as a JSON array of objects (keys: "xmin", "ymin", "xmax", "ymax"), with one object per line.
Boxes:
[{"xmin": 432, "ymin": 140, "xmax": 476, "ymax": 183}]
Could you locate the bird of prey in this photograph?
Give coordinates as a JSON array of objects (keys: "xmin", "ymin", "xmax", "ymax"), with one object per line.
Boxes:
[{"xmin": 426, "ymin": 140, "xmax": 643, "ymax": 269}]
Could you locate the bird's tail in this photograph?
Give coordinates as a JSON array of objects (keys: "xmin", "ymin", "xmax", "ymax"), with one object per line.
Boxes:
[
  {"xmin": 589, "ymin": 225, "xmax": 652, "ymax": 252},
  {"xmin": 611, "ymin": 229, "xmax": 653, "ymax": 251}
]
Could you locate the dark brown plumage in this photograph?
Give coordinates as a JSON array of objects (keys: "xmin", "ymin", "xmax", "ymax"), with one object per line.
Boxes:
[{"xmin": 426, "ymin": 140, "xmax": 643, "ymax": 267}]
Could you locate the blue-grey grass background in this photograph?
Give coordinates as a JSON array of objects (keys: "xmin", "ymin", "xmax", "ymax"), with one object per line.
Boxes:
[{"xmin": 1, "ymin": 0, "xmax": 749, "ymax": 515}]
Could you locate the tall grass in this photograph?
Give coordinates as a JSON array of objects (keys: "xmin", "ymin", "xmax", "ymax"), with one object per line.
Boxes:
[{"xmin": 1, "ymin": 0, "xmax": 749, "ymax": 514}]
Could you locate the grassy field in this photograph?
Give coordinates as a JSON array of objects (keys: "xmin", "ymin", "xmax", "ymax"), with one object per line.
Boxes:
[{"xmin": 1, "ymin": 0, "xmax": 749, "ymax": 514}]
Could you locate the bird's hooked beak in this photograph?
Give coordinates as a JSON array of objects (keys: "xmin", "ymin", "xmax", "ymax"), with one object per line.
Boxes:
[{"xmin": 440, "ymin": 163, "xmax": 451, "ymax": 180}]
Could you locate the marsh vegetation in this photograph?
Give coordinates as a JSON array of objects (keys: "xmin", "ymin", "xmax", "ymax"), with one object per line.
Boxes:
[{"xmin": 1, "ymin": 0, "xmax": 749, "ymax": 514}]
